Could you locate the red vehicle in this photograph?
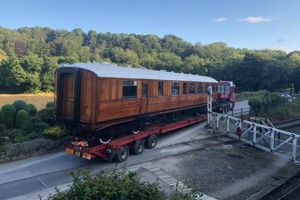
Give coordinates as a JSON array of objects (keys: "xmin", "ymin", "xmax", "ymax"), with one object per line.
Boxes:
[{"xmin": 214, "ymin": 81, "xmax": 236, "ymax": 113}]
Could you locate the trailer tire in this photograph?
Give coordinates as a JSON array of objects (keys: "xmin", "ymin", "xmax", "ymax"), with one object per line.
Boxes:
[
  {"xmin": 132, "ymin": 140, "xmax": 145, "ymax": 155},
  {"xmin": 146, "ymin": 135, "xmax": 157, "ymax": 149},
  {"xmin": 116, "ymin": 145, "xmax": 129, "ymax": 162}
]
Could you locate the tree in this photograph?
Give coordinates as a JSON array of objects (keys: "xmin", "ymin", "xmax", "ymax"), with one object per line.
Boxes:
[
  {"xmin": 183, "ymin": 55, "xmax": 207, "ymax": 74},
  {"xmin": 0, "ymin": 48, "xmax": 7, "ymax": 63},
  {"xmin": 1, "ymin": 57, "xmax": 28, "ymax": 92},
  {"xmin": 154, "ymin": 52, "xmax": 183, "ymax": 72},
  {"xmin": 0, "ymin": 26, "xmax": 298, "ymax": 93},
  {"xmin": 20, "ymin": 54, "xmax": 43, "ymax": 73}
]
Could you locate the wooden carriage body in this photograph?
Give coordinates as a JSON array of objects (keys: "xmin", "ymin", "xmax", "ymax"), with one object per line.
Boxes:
[{"xmin": 55, "ymin": 63, "xmax": 218, "ymax": 130}]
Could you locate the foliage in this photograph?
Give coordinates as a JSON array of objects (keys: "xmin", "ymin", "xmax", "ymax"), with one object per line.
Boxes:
[
  {"xmin": 237, "ymin": 90, "xmax": 267, "ymax": 101},
  {"xmin": 46, "ymin": 101, "xmax": 54, "ymax": 109},
  {"xmin": 268, "ymin": 93, "xmax": 300, "ymax": 121},
  {"xmin": 26, "ymin": 103, "xmax": 38, "ymax": 116},
  {"xmin": 0, "ymin": 109, "xmax": 3, "ymax": 124},
  {"xmin": 0, "ymin": 124, "xmax": 8, "ymax": 145},
  {"xmin": 21, "ymin": 118, "xmax": 49, "ymax": 136},
  {"xmin": 38, "ymin": 107, "xmax": 54, "ymax": 122},
  {"xmin": 249, "ymin": 96, "xmax": 263, "ymax": 116},
  {"xmin": 249, "ymin": 93, "xmax": 286, "ymax": 117},
  {"xmin": 1, "ymin": 104, "xmax": 16, "ymax": 128},
  {"xmin": 48, "ymin": 170, "xmax": 166, "ymax": 200},
  {"xmin": 0, "ymin": 27, "xmax": 300, "ymax": 93},
  {"xmin": 43, "ymin": 126, "xmax": 66, "ymax": 138},
  {"xmin": 13, "ymin": 100, "xmax": 27, "ymax": 111},
  {"xmin": 15, "ymin": 110, "xmax": 29, "ymax": 128},
  {"xmin": 3, "ymin": 138, "xmax": 61, "ymax": 159}
]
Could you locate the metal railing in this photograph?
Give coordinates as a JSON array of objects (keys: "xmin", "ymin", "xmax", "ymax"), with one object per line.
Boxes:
[{"xmin": 208, "ymin": 111, "xmax": 300, "ymax": 165}]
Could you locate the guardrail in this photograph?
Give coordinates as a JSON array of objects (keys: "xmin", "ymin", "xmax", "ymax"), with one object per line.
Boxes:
[{"xmin": 208, "ymin": 111, "xmax": 300, "ymax": 165}]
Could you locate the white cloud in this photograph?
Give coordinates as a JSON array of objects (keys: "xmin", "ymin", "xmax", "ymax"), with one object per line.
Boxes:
[
  {"xmin": 277, "ymin": 38, "xmax": 286, "ymax": 42},
  {"xmin": 214, "ymin": 17, "xmax": 227, "ymax": 23},
  {"xmin": 268, "ymin": 47, "xmax": 293, "ymax": 53},
  {"xmin": 240, "ymin": 16, "xmax": 272, "ymax": 23}
]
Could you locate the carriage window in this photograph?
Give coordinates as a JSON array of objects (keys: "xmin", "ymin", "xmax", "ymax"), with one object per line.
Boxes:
[
  {"xmin": 171, "ymin": 82, "xmax": 179, "ymax": 96},
  {"xmin": 189, "ymin": 82, "xmax": 195, "ymax": 95},
  {"xmin": 142, "ymin": 82, "xmax": 148, "ymax": 97},
  {"xmin": 122, "ymin": 80, "xmax": 137, "ymax": 98},
  {"xmin": 158, "ymin": 81, "xmax": 164, "ymax": 96},
  {"xmin": 220, "ymin": 85, "xmax": 225, "ymax": 94},
  {"xmin": 198, "ymin": 83, "xmax": 203, "ymax": 94},
  {"xmin": 182, "ymin": 82, "xmax": 187, "ymax": 95}
]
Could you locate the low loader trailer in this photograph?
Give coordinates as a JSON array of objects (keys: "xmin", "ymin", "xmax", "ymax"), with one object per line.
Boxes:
[{"xmin": 65, "ymin": 115, "xmax": 207, "ymax": 162}]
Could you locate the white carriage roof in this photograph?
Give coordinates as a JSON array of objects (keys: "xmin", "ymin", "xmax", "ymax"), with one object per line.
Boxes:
[{"xmin": 60, "ymin": 62, "xmax": 218, "ymax": 83}]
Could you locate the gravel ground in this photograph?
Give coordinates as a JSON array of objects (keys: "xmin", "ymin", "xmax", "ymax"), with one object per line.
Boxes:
[{"xmin": 149, "ymin": 140, "xmax": 300, "ymax": 200}]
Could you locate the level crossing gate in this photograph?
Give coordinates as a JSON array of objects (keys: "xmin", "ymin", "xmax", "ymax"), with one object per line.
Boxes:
[{"xmin": 208, "ymin": 111, "xmax": 300, "ymax": 165}]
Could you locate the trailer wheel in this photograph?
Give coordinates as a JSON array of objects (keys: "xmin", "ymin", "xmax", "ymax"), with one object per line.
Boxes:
[
  {"xmin": 146, "ymin": 135, "xmax": 157, "ymax": 149},
  {"xmin": 116, "ymin": 145, "xmax": 129, "ymax": 162},
  {"xmin": 132, "ymin": 140, "xmax": 145, "ymax": 155}
]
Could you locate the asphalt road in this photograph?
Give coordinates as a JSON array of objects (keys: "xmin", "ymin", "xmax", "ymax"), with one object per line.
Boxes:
[
  {"xmin": 234, "ymin": 100, "xmax": 249, "ymax": 111},
  {"xmin": 0, "ymin": 101, "xmax": 249, "ymax": 200}
]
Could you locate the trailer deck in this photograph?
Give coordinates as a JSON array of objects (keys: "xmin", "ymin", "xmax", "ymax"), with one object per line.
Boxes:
[{"xmin": 65, "ymin": 115, "xmax": 207, "ymax": 162}]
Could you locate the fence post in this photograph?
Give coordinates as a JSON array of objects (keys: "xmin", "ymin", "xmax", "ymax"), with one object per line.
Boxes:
[
  {"xmin": 270, "ymin": 129, "xmax": 274, "ymax": 152},
  {"xmin": 226, "ymin": 117, "xmax": 230, "ymax": 135},
  {"xmin": 292, "ymin": 136, "xmax": 297, "ymax": 162},
  {"xmin": 253, "ymin": 124, "xmax": 256, "ymax": 145}
]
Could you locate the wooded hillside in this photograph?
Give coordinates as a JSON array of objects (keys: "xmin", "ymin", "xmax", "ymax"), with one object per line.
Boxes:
[{"xmin": 0, "ymin": 27, "xmax": 299, "ymax": 93}]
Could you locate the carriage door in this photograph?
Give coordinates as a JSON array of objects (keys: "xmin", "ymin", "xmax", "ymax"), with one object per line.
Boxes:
[
  {"xmin": 61, "ymin": 73, "xmax": 75, "ymax": 119},
  {"xmin": 140, "ymin": 81, "xmax": 149, "ymax": 114}
]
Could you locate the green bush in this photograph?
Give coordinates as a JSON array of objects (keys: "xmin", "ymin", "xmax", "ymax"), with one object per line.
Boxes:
[
  {"xmin": 4, "ymin": 129, "xmax": 21, "ymax": 141},
  {"xmin": 13, "ymin": 100, "xmax": 27, "ymax": 111},
  {"xmin": 0, "ymin": 124, "xmax": 7, "ymax": 145},
  {"xmin": 46, "ymin": 101, "xmax": 54, "ymax": 109},
  {"xmin": 38, "ymin": 108, "xmax": 54, "ymax": 122},
  {"xmin": 3, "ymin": 138, "xmax": 61, "ymax": 159},
  {"xmin": 26, "ymin": 104, "xmax": 38, "ymax": 116},
  {"xmin": 48, "ymin": 170, "xmax": 166, "ymax": 200},
  {"xmin": 15, "ymin": 110, "xmax": 29, "ymax": 128},
  {"xmin": 21, "ymin": 119, "xmax": 49, "ymax": 136},
  {"xmin": 1, "ymin": 104, "xmax": 16, "ymax": 128},
  {"xmin": 249, "ymin": 93, "xmax": 286, "ymax": 117},
  {"xmin": 0, "ymin": 110, "xmax": 3, "ymax": 124},
  {"xmin": 43, "ymin": 126, "xmax": 65, "ymax": 138}
]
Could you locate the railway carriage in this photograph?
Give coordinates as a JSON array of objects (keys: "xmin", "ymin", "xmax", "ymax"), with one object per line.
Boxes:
[{"xmin": 55, "ymin": 63, "xmax": 221, "ymax": 144}]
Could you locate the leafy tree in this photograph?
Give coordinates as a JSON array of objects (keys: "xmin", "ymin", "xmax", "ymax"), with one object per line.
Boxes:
[
  {"xmin": 0, "ymin": 26, "xmax": 299, "ymax": 93},
  {"xmin": 154, "ymin": 52, "xmax": 183, "ymax": 72},
  {"xmin": 0, "ymin": 48, "xmax": 7, "ymax": 62}
]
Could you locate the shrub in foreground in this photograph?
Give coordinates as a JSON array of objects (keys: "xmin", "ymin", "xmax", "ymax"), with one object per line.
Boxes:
[
  {"xmin": 38, "ymin": 107, "xmax": 54, "ymax": 122},
  {"xmin": 26, "ymin": 104, "xmax": 38, "ymax": 116},
  {"xmin": 15, "ymin": 110, "xmax": 29, "ymax": 128},
  {"xmin": 46, "ymin": 101, "xmax": 54, "ymax": 109},
  {"xmin": 3, "ymin": 138, "xmax": 61, "ymax": 159},
  {"xmin": 1, "ymin": 104, "xmax": 16, "ymax": 128},
  {"xmin": 13, "ymin": 100, "xmax": 27, "ymax": 111},
  {"xmin": 43, "ymin": 126, "xmax": 66, "ymax": 138},
  {"xmin": 48, "ymin": 170, "xmax": 166, "ymax": 200}
]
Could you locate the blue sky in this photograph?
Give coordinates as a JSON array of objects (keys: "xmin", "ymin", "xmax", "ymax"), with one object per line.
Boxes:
[{"xmin": 0, "ymin": 0, "xmax": 299, "ymax": 52}]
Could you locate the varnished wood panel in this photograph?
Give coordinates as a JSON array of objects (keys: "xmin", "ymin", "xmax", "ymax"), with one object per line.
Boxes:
[
  {"xmin": 86, "ymin": 76, "xmax": 211, "ymax": 123},
  {"xmin": 80, "ymin": 71, "xmax": 97, "ymax": 122},
  {"xmin": 61, "ymin": 74, "xmax": 74, "ymax": 119}
]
